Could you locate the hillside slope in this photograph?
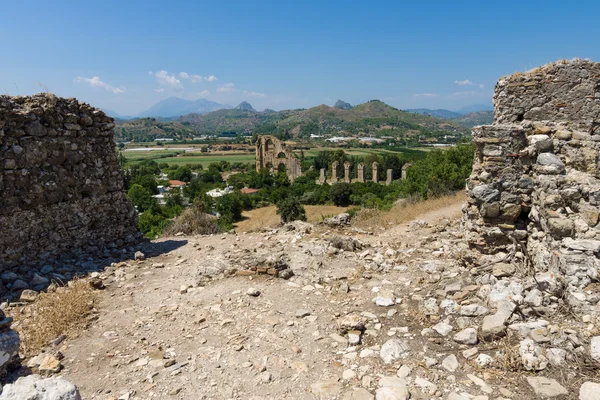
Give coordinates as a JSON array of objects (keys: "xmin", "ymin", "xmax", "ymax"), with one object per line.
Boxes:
[
  {"xmin": 115, "ymin": 100, "xmax": 470, "ymax": 142},
  {"xmin": 451, "ymin": 110, "xmax": 493, "ymax": 127}
]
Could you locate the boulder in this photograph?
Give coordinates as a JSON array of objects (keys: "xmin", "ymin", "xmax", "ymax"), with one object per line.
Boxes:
[
  {"xmin": 0, "ymin": 374, "xmax": 81, "ymax": 399},
  {"xmin": 380, "ymin": 339, "xmax": 410, "ymax": 364}
]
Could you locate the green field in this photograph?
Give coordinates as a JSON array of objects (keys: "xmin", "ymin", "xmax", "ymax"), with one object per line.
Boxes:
[
  {"xmin": 157, "ymin": 154, "xmax": 256, "ymax": 167},
  {"xmin": 122, "ymin": 150, "xmax": 256, "ymax": 167},
  {"xmin": 121, "ymin": 146, "xmax": 420, "ymax": 167}
]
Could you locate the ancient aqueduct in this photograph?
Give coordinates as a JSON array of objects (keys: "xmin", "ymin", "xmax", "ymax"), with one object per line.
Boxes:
[{"xmin": 255, "ymin": 134, "xmax": 409, "ymax": 185}]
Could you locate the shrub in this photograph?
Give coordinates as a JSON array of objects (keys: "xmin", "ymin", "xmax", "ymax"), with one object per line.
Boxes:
[
  {"xmin": 330, "ymin": 182, "xmax": 353, "ymax": 207},
  {"xmin": 163, "ymin": 205, "xmax": 220, "ymax": 236},
  {"xmin": 277, "ymin": 196, "xmax": 307, "ymax": 223},
  {"xmin": 12, "ymin": 279, "xmax": 97, "ymax": 356}
]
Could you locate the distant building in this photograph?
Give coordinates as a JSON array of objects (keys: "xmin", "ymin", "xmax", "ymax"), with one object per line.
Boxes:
[
  {"xmin": 206, "ymin": 186, "xmax": 234, "ymax": 198},
  {"xmin": 155, "ymin": 138, "xmax": 174, "ymax": 142},
  {"xmin": 169, "ymin": 180, "xmax": 187, "ymax": 189},
  {"xmin": 152, "ymin": 194, "xmax": 167, "ymax": 205},
  {"xmin": 240, "ymin": 188, "xmax": 260, "ymax": 195}
]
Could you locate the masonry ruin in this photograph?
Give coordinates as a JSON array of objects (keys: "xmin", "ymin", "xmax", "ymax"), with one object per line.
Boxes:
[
  {"xmin": 0, "ymin": 94, "xmax": 139, "ymax": 271},
  {"xmin": 255, "ymin": 135, "xmax": 303, "ymax": 182},
  {"xmin": 463, "ymin": 59, "xmax": 600, "ymax": 292}
]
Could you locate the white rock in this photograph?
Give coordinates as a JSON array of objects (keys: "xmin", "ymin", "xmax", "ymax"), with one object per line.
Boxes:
[
  {"xmin": 380, "ymin": 340, "xmax": 410, "ymax": 364},
  {"xmin": 441, "ymin": 354, "xmax": 459, "ymax": 372},
  {"xmin": 475, "ymin": 354, "xmax": 493, "ymax": 368},
  {"xmin": 526, "ymin": 376, "xmax": 568, "ymax": 398},
  {"xmin": 459, "ymin": 304, "xmax": 489, "ymax": 317},
  {"xmin": 580, "ymin": 382, "xmax": 600, "ymax": 400},
  {"xmin": 453, "ymin": 328, "xmax": 478, "ymax": 345},
  {"xmin": 519, "ymin": 338, "xmax": 548, "ymax": 371},
  {"xmin": 375, "ymin": 386, "xmax": 409, "ymax": 400},
  {"xmin": 396, "ymin": 365, "xmax": 411, "ymax": 378},
  {"xmin": 440, "ymin": 299, "xmax": 460, "ymax": 314},
  {"xmin": 343, "ymin": 369, "xmax": 357, "ymax": 380},
  {"xmin": 488, "ymin": 280, "xmax": 523, "ymax": 308},
  {"xmin": 343, "ymin": 387, "xmax": 375, "ymax": 400},
  {"xmin": 0, "ymin": 375, "xmax": 81, "ymax": 400},
  {"xmin": 462, "ymin": 347, "xmax": 479, "ymax": 359},
  {"xmin": 547, "ymin": 348, "xmax": 567, "ymax": 366},
  {"xmin": 414, "ymin": 377, "xmax": 437, "ymax": 395},
  {"xmin": 524, "ymin": 288, "xmax": 544, "ymax": 307},
  {"xmin": 467, "ymin": 374, "xmax": 493, "ymax": 394},
  {"xmin": 432, "ymin": 322, "xmax": 453, "ymax": 336},
  {"xmin": 373, "ymin": 289, "xmax": 396, "ymax": 307},
  {"xmin": 590, "ymin": 336, "xmax": 600, "ymax": 362}
]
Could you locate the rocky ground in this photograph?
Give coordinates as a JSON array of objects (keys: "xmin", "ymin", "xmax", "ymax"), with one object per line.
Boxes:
[{"xmin": 8, "ymin": 201, "xmax": 600, "ymax": 399}]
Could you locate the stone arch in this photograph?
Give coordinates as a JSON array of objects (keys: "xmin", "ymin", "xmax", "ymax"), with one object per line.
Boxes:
[{"xmin": 255, "ymin": 135, "xmax": 303, "ymax": 182}]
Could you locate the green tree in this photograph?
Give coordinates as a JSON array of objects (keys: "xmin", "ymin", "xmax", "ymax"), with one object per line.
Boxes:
[
  {"xmin": 277, "ymin": 197, "xmax": 307, "ymax": 223},
  {"xmin": 127, "ymin": 184, "xmax": 156, "ymax": 212},
  {"xmin": 330, "ymin": 183, "xmax": 353, "ymax": 207},
  {"xmin": 168, "ymin": 166, "xmax": 193, "ymax": 182}
]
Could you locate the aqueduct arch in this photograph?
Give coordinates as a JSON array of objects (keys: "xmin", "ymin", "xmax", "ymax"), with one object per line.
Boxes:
[{"xmin": 255, "ymin": 135, "xmax": 303, "ymax": 182}]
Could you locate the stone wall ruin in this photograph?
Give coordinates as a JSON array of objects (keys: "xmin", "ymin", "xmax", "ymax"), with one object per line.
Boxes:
[
  {"xmin": 255, "ymin": 135, "xmax": 303, "ymax": 182},
  {"xmin": 0, "ymin": 94, "xmax": 139, "ymax": 272},
  {"xmin": 463, "ymin": 59, "xmax": 600, "ymax": 293}
]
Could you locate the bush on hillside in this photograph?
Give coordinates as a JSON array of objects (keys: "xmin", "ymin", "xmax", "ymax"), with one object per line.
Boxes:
[
  {"xmin": 330, "ymin": 183, "xmax": 353, "ymax": 207},
  {"xmin": 163, "ymin": 205, "xmax": 220, "ymax": 236},
  {"xmin": 277, "ymin": 197, "xmax": 307, "ymax": 223}
]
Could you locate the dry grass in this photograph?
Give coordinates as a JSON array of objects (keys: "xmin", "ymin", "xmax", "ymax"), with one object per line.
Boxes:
[
  {"xmin": 235, "ymin": 205, "xmax": 348, "ymax": 232},
  {"xmin": 10, "ymin": 279, "xmax": 97, "ymax": 357},
  {"xmin": 353, "ymin": 192, "xmax": 466, "ymax": 229}
]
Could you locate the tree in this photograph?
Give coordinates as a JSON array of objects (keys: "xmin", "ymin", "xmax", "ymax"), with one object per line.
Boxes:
[
  {"xmin": 127, "ymin": 184, "xmax": 156, "ymax": 212},
  {"xmin": 216, "ymin": 193, "xmax": 243, "ymax": 224},
  {"xmin": 277, "ymin": 197, "xmax": 307, "ymax": 223},
  {"xmin": 169, "ymin": 166, "xmax": 193, "ymax": 182},
  {"xmin": 330, "ymin": 183, "xmax": 353, "ymax": 207}
]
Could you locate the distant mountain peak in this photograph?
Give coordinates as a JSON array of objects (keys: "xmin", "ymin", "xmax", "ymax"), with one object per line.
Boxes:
[
  {"xmin": 333, "ymin": 100, "xmax": 352, "ymax": 110},
  {"xmin": 138, "ymin": 97, "xmax": 230, "ymax": 118},
  {"xmin": 234, "ymin": 101, "xmax": 255, "ymax": 111}
]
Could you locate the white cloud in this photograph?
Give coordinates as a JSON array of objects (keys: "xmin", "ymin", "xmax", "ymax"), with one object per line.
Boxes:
[
  {"xmin": 152, "ymin": 70, "xmax": 183, "ymax": 89},
  {"xmin": 413, "ymin": 93, "xmax": 439, "ymax": 97},
  {"xmin": 74, "ymin": 76, "xmax": 125, "ymax": 94},
  {"xmin": 479, "ymin": 84, "xmax": 485, "ymax": 89},
  {"xmin": 198, "ymin": 90, "xmax": 210, "ymax": 98},
  {"xmin": 454, "ymin": 79, "xmax": 473, "ymax": 86},
  {"xmin": 217, "ymin": 83, "xmax": 235, "ymax": 93},
  {"xmin": 243, "ymin": 90, "xmax": 266, "ymax": 97},
  {"xmin": 154, "ymin": 88, "xmax": 165, "ymax": 93},
  {"xmin": 175, "ymin": 73, "xmax": 218, "ymax": 84}
]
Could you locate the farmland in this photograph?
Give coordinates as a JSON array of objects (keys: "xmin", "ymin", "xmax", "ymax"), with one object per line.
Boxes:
[{"xmin": 120, "ymin": 145, "xmax": 429, "ymax": 168}]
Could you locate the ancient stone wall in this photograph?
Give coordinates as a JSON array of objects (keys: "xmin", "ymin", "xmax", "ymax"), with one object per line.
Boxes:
[
  {"xmin": 255, "ymin": 135, "xmax": 302, "ymax": 182},
  {"xmin": 0, "ymin": 94, "xmax": 139, "ymax": 271},
  {"xmin": 463, "ymin": 59, "xmax": 600, "ymax": 291}
]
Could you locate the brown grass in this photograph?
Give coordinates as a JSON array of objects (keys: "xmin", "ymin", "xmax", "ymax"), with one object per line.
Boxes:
[
  {"xmin": 235, "ymin": 205, "xmax": 348, "ymax": 232},
  {"xmin": 10, "ymin": 280, "xmax": 97, "ymax": 357},
  {"xmin": 353, "ymin": 192, "xmax": 465, "ymax": 229}
]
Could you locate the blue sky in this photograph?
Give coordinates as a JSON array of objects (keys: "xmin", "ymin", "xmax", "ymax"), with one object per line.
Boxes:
[{"xmin": 2, "ymin": 0, "xmax": 599, "ymax": 115}]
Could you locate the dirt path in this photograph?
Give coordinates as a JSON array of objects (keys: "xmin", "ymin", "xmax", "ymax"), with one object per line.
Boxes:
[{"xmin": 36, "ymin": 197, "xmax": 587, "ymax": 399}]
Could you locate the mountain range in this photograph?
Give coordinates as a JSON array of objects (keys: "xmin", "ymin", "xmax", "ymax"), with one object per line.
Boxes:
[
  {"xmin": 407, "ymin": 107, "xmax": 494, "ymax": 128},
  {"xmin": 106, "ymin": 97, "xmax": 493, "ymax": 123},
  {"xmin": 114, "ymin": 99, "xmax": 475, "ymax": 143}
]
